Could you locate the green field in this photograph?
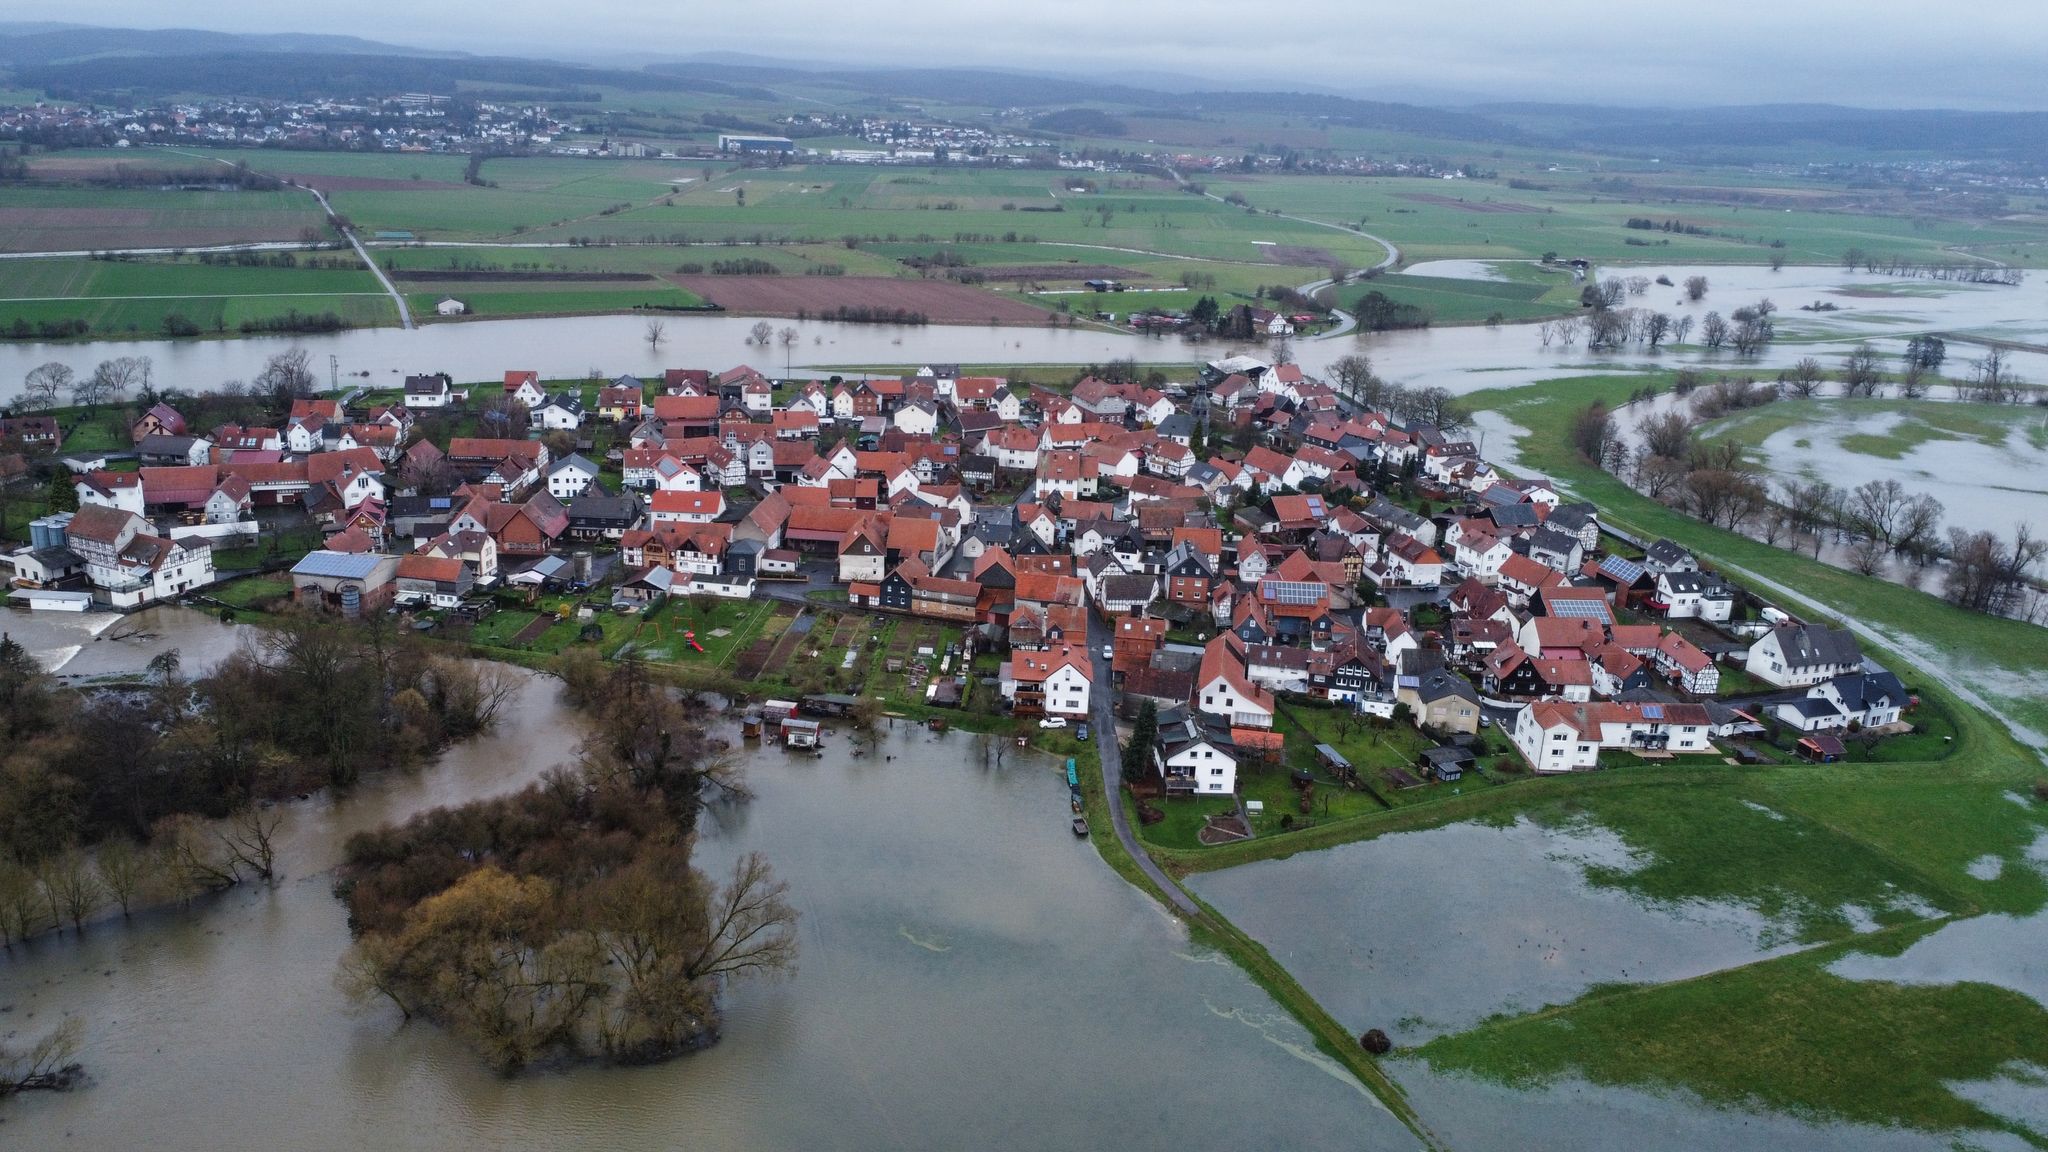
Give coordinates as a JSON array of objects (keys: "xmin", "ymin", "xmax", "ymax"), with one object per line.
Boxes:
[
  {"xmin": 0, "ymin": 255, "xmax": 395, "ymax": 336},
  {"xmin": 1699, "ymin": 397, "xmax": 2048, "ymax": 464}
]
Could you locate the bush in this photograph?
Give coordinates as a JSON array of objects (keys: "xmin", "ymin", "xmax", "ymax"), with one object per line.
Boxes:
[
  {"xmin": 2034, "ymin": 779, "xmax": 2048, "ymax": 802},
  {"xmin": 1360, "ymin": 1029, "xmax": 1392, "ymax": 1054}
]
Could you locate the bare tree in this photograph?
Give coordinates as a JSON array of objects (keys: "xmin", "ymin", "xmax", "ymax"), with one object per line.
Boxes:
[
  {"xmin": 778, "ymin": 325, "xmax": 799, "ymax": 374},
  {"xmin": 1848, "ymin": 534, "xmax": 1889, "ymax": 576},
  {"xmin": 44, "ymin": 850, "xmax": 102, "ymax": 933},
  {"xmin": 1636, "ymin": 411, "xmax": 1695, "ymax": 460},
  {"xmin": 748, "ymin": 320, "xmax": 774, "ymax": 346},
  {"xmin": 255, "ymin": 347, "xmax": 317, "ymax": 411},
  {"xmin": 1700, "ymin": 311, "xmax": 1729, "ymax": 349},
  {"xmin": 1894, "ymin": 493, "xmax": 1946, "ymax": 561},
  {"xmin": 20, "ymin": 362, "xmax": 73, "ymax": 410},
  {"xmin": 220, "ymin": 807, "xmax": 283, "ymax": 884},
  {"xmin": 1847, "ymin": 478, "xmax": 1911, "ymax": 549},
  {"xmin": 1898, "ymin": 362, "xmax": 1931, "ymax": 400},
  {"xmin": 1840, "ymin": 344, "xmax": 1884, "ymax": 397},
  {"xmin": 645, "ymin": 318, "xmax": 667, "ymax": 351},
  {"xmin": 1785, "ymin": 357, "xmax": 1826, "ymax": 398},
  {"xmin": 684, "ymin": 852, "xmax": 800, "ymax": 984},
  {"xmin": 1643, "ymin": 312, "xmax": 1672, "ymax": 347},
  {"xmin": 1672, "ymin": 314, "xmax": 1695, "ymax": 345},
  {"xmin": 1684, "ymin": 275, "xmax": 1710, "ymax": 302}
]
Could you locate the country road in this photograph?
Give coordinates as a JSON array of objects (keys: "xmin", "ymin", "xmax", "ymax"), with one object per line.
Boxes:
[
  {"xmin": 1084, "ymin": 610, "xmax": 1203, "ymax": 918},
  {"xmin": 307, "ymin": 186, "xmax": 413, "ymax": 330}
]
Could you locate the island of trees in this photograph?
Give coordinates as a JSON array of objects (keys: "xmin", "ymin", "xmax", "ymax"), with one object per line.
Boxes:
[{"xmin": 335, "ymin": 655, "xmax": 797, "ymax": 1072}]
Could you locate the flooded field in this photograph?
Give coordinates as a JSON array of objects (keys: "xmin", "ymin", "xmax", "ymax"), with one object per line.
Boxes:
[{"xmin": 1186, "ymin": 815, "xmax": 1805, "ymax": 1044}]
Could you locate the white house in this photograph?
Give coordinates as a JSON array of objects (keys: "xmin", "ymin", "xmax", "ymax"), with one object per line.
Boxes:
[
  {"xmin": 403, "ymin": 374, "xmax": 457, "ymax": 408},
  {"xmin": 649, "ymin": 490, "xmax": 724, "ymax": 526},
  {"xmin": 1513, "ymin": 699, "xmax": 1714, "ymax": 774},
  {"xmin": 504, "ymin": 371, "xmax": 547, "ymax": 410},
  {"xmin": 533, "ymin": 394, "xmax": 586, "ymax": 431},
  {"xmin": 893, "ymin": 399, "xmax": 939, "ymax": 436},
  {"xmin": 1154, "ymin": 711, "xmax": 1237, "ymax": 795},
  {"xmin": 61, "ymin": 504, "xmax": 216, "ymax": 609},
  {"xmin": 1653, "ymin": 570, "xmax": 1736, "ymax": 622},
  {"xmin": 1744, "ymin": 623, "xmax": 1862, "ymax": 689},
  {"xmin": 1195, "ymin": 635, "xmax": 1275, "ymax": 729},
  {"xmin": 1001, "ymin": 645, "xmax": 1092, "ymax": 718},
  {"xmin": 435, "ymin": 298, "xmax": 467, "ymax": 316},
  {"xmin": 1774, "ymin": 668, "xmax": 1909, "ymax": 732},
  {"xmin": 546, "ymin": 454, "xmax": 601, "ymax": 501}
]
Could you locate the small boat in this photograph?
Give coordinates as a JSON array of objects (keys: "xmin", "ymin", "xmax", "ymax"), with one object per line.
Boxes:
[{"xmin": 1071, "ymin": 816, "xmax": 1089, "ymax": 837}]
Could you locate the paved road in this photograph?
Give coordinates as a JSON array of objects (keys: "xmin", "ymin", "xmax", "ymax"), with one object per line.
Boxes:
[
  {"xmin": 1085, "ymin": 611, "xmax": 1202, "ymax": 917},
  {"xmin": 307, "ymin": 187, "xmax": 413, "ymax": 329}
]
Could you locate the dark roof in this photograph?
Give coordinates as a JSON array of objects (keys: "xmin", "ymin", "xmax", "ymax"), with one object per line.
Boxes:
[{"xmin": 1772, "ymin": 623, "xmax": 1861, "ymax": 669}]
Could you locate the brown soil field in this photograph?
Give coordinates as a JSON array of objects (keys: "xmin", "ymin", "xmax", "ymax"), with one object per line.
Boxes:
[
  {"xmin": 0, "ymin": 207, "xmax": 312, "ymax": 252},
  {"xmin": 668, "ymin": 275, "xmax": 1050, "ymax": 323},
  {"xmin": 1263, "ymin": 245, "xmax": 1340, "ymax": 267},
  {"xmin": 1399, "ymin": 193, "xmax": 1544, "ymax": 213}
]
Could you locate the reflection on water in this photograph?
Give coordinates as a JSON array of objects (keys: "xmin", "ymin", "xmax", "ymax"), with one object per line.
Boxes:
[
  {"xmin": 1388, "ymin": 1060, "xmax": 1977, "ymax": 1152},
  {"xmin": 0, "ymin": 715, "xmax": 1414, "ymax": 1151},
  {"xmin": 1188, "ymin": 817, "xmax": 1798, "ymax": 1043}
]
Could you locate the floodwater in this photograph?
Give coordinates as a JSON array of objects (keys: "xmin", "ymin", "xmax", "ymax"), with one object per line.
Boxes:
[
  {"xmin": 2, "ymin": 260, "xmax": 2045, "ymax": 402},
  {"xmin": 1731, "ymin": 406, "xmax": 2048, "ymax": 538},
  {"xmin": 1185, "ymin": 816, "xmax": 1801, "ymax": 1045},
  {"xmin": 0, "ymin": 653, "xmax": 1414, "ymax": 1151},
  {"xmin": 3, "ymin": 602, "xmax": 256, "ymax": 676},
  {"xmin": 1386, "ymin": 1062, "xmax": 2006, "ymax": 1152}
]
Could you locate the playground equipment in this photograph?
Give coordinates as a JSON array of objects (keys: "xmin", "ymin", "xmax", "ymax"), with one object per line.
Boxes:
[{"xmin": 682, "ymin": 629, "xmax": 705, "ymax": 653}]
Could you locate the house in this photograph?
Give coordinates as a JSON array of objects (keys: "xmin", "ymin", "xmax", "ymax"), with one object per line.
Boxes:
[
  {"xmin": 62, "ymin": 504, "xmax": 217, "ymax": 608},
  {"xmin": 533, "ymin": 393, "xmax": 586, "ymax": 431},
  {"xmin": 1396, "ymin": 655, "xmax": 1482, "ymax": 735},
  {"xmin": 1744, "ymin": 623, "xmax": 1862, "ymax": 688},
  {"xmin": 435, "ymin": 297, "xmax": 468, "ymax": 316},
  {"xmin": 1001, "ymin": 645, "xmax": 1093, "ymax": 718},
  {"xmin": 403, "ymin": 374, "xmax": 458, "ymax": 408},
  {"xmin": 1650, "ymin": 570, "xmax": 1736, "ymax": 622},
  {"xmin": 76, "ymin": 470, "xmax": 146, "ymax": 516},
  {"xmin": 566, "ymin": 487, "xmax": 644, "ymax": 541},
  {"xmin": 650, "ymin": 489, "xmax": 725, "ymax": 526},
  {"xmin": 546, "ymin": 453, "xmax": 602, "ymax": 501},
  {"xmin": 130, "ymin": 403, "xmax": 186, "ymax": 443},
  {"xmin": 289, "ymin": 550, "xmax": 401, "ymax": 615},
  {"xmin": 1153, "ymin": 709, "xmax": 1237, "ymax": 796},
  {"xmin": 503, "ymin": 371, "xmax": 546, "ymax": 409},
  {"xmin": 1194, "ymin": 634, "xmax": 1275, "ymax": 730},
  {"xmin": 1512, "ymin": 699, "xmax": 1714, "ymax": 773},
  {"xmin": 394, "ymin": 554, "xmax": 473, "ymax": 608},
  {"xmin": 1774, "ymin": 668, "xmax": 1910, "ymax": 732},
  {"xmin": 598, "ymin": 382, "xmax": 645, "ymax": 423},
  {"xmin": 1652, "ymin": 632, "xmax": 1720, "ymax": 695},
  {"xmin": 0, "ymin": 416, "xmax": 63, "ymax": 452}
]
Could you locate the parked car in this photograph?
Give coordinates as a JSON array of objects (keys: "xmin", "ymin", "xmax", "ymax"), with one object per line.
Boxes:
[
  {"xmin": 1038, "ymin": 717, "xmax": 1068, "ymax": 729},
  {"xmin": 1076, "ymin": 723, "xmax": 1090, "ymax": 741},
  {"xmin": 1101, "ymin": 643, "xmax": 1114, "ymax": 660}
]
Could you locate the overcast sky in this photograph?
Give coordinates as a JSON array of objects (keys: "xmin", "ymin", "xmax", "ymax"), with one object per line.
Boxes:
[{"xmin": 10, "ymin": 3, "xmax": 2048, "ymax": 110}]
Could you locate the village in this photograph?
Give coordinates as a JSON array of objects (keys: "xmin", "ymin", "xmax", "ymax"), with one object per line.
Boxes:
[{"xmin": 1, "ymin": 351, "xmax": 1928, "ymax": 846}]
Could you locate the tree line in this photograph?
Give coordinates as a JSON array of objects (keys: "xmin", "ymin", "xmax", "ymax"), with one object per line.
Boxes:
[
  {"xmin": 0, "ymin": 618, "xmax": 518, "ymax": 953},
  {"xmin": 1570, "ymin": 361, "xmax": 2046, "ymax": 620},
  {"xmin": 335, "ymin": 655, "xmax": 796, "ymax": 1072}
]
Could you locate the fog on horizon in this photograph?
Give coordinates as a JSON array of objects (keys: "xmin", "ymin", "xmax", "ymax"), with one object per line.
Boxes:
[{"xmin": 6, "ymin": 1, "xmax": 2048, "ymax": 111}]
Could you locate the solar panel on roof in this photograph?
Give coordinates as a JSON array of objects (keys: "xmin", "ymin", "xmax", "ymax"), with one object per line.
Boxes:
[
  {"xmin": 291, "ymin": 551, "xmax": 385, "ymax": 580},
  {"xmin": 1260, "ymin": 580, "xmax": 1325, "ymax": 606},
  {"xmin": 1547, "ymin": 599, "xmax": 1613, "ymax": 620},
  {"xmin": 1599, "ymin": 556, "xmax": 1646, "ymax": 584},
  {"xmin": 1642, "ymin": 704, "xmax": 1664, "ymax": 720},
  {"xmin": 1305, "ymin": 495, "xmax": 1325, "ymax": 516}
]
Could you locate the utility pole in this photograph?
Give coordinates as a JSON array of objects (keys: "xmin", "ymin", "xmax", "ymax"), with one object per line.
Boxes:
[{"xmin": 329, "ymin": 355, "xmax": 339, "ymax": 393}]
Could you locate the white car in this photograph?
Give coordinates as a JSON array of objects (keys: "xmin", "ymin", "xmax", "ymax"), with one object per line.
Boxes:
[
  {"xmin": 1101, "ymin": 643, "xmax": 1114, "ymax": 660},
  {"xmin": 1038, "ymin": 717, "xmax": 1069, "ymax": 729}
]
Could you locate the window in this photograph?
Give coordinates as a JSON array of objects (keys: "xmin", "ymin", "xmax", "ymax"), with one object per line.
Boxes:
[{"xmin": 1210, "ymin": 768, "xmax": 1224, "ymax": 777}]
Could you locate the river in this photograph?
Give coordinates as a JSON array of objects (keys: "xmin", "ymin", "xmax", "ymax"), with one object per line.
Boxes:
[
  {"xmin": 1, "ymin": 261, "xmax": 2044, "ymax": 403},
  {"xmin": 0, "ymin": 610, "xmax": 1412, "ymax": 1151}
]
